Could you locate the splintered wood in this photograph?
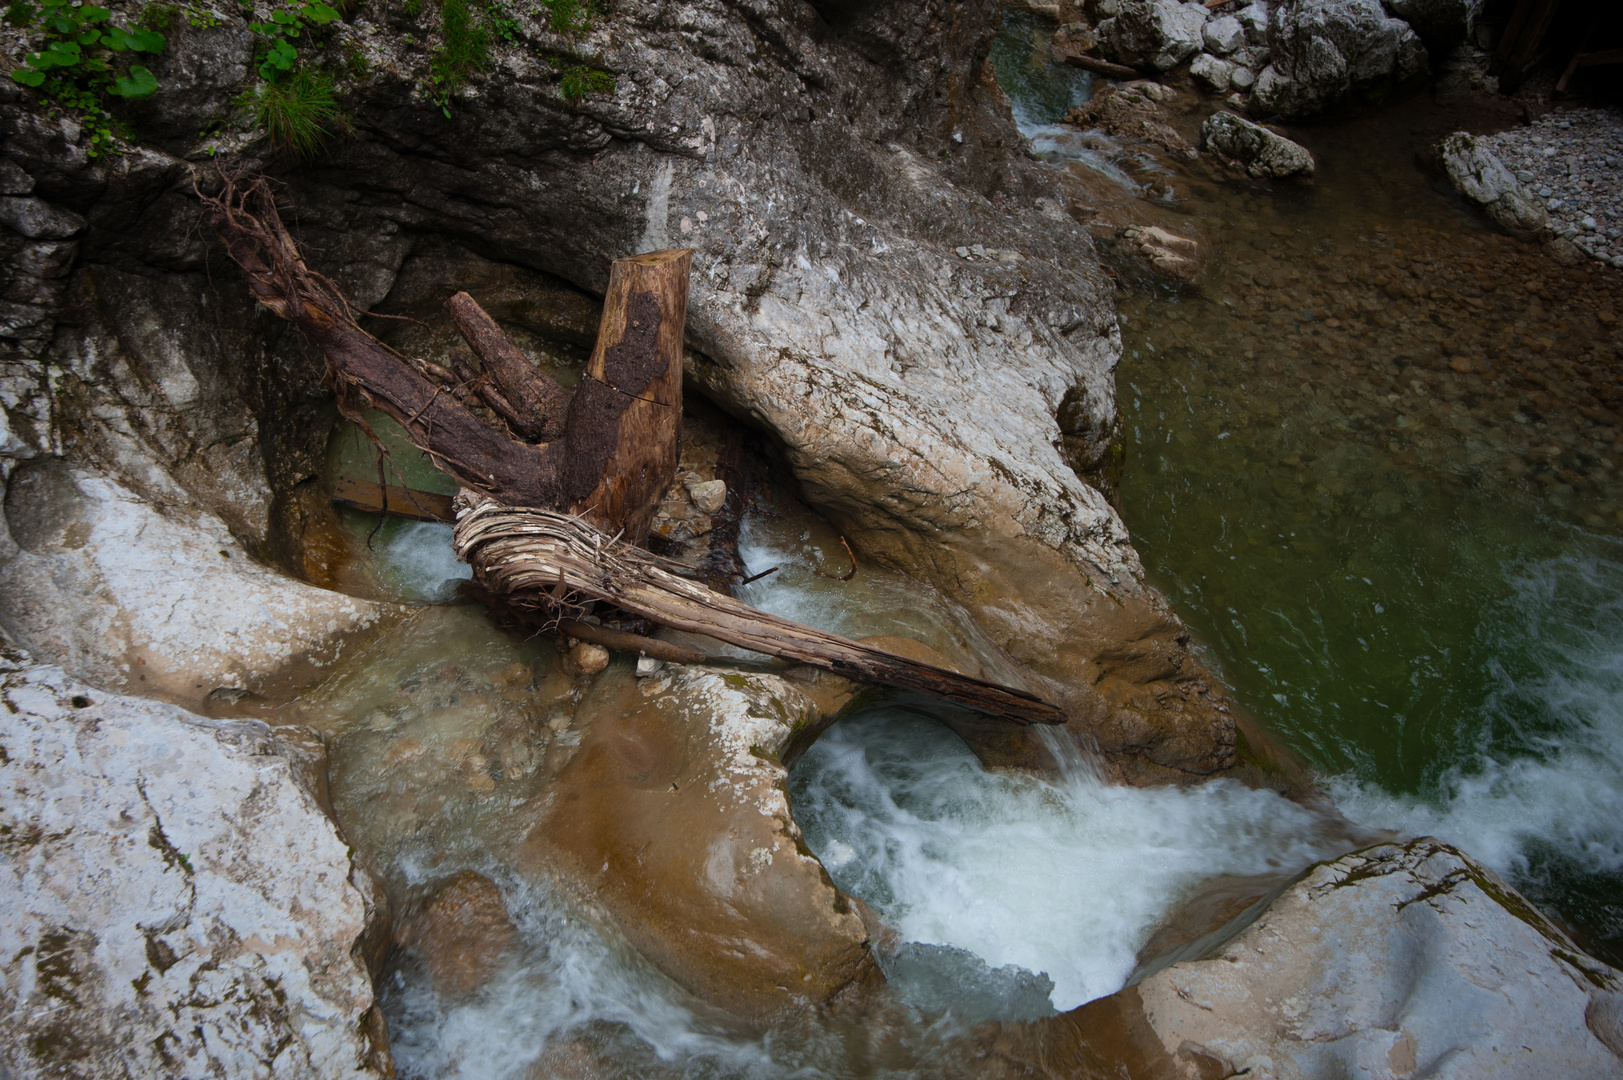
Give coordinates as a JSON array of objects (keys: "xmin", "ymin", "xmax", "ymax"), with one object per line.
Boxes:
[
  {"xmin": 206, "ymin": 171, "xmax": 1064, "ymax": 725},
  {"xmin": 454, "ymin": 498, "xmax": 1064, "ymax": 724}
]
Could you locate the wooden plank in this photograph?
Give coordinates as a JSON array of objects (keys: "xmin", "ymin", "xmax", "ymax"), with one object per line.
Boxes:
[
  {"xmin": 332, "ymin": 477, "xmax": 456, "ymax": 522},
  {"xmin": 454, "ymin": 498, "xmax": 1067, "ymax": 725}
]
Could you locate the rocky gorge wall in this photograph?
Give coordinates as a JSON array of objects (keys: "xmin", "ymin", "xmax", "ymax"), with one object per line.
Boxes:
[{"xmin": 0, "ymin": 0, "xmax": 1239, "ymax": 778}]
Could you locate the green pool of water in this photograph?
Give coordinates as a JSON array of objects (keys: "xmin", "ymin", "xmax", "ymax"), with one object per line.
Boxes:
[{"xmin": 1106, "ymin": 101, "xmax": 1623, "ymax": 964}]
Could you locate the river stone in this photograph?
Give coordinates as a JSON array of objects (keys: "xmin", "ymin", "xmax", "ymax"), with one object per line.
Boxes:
[
  {"xmin": 396, "ymin": 871, "xmax": 518, "ymax": 999},
  {"xmin": 1203, "ymin": 111, "xmax": 1316, "ymax": 178},
  {"xmin": 1204, "ymin": 15, "xmax": 1246, "ymax": 54},
  {"xmin": 1097, "ymin": 0, "xmax": 1210, "ymax": 71},
  {"xmin": 1439, "ymin": 131, "xmax": 1551, "ymax": 240},
  {"xmin": 0, "ymin": 657, "xmax": 391, "ymax": 1079},
  {"xmin": 1251, "ymin": 0, "xmax": 1427, "ymax": 119},
  {"xmin": 1133, "ymin": 839, "xmax": 1623, "ymax": 1079},
  {"xmin": 686, "ymin": 477, "xmax": 727, "ymax": 514},
  {"xmin": 1191, "ymin": 53, "xmax": 1237, "ymax": 92},
  {"xmin": 523, "ymin": 665, "xmax": 872, "ymax": 1021},
  {"xmin": 0, "ymin": 463, "xmax": 398, "ymax": 711}
]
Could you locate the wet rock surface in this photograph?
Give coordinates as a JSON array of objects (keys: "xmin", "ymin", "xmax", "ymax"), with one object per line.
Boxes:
[
  {"xmin": 0, "ymin": 653, "xmax": 390, "ymax": 1079},
  {"xmin": 1203, "ymin": 110, "xmax": 1316, "ymax": 178},
  {"xmin": 395, "ymin": 871, "xmax": 518, "ymax": 999},
  {"xmin": 1473, "ymin": 108, "xmax": 1623, "ymax": 269},
  {"xmin": 1439, "ymin": 130, "xmax": 1550, "ymax": 238},
  {"xmin": 0, "ymin": 462, "xmax": 399, "ymax": 712},
  {"xmin": 1132, "ymin": 839, "xmax": 1623, "ymax": 1079},
  {"xmin": 522, "ymin": 664, "xmax": 873, "ymax": 1021}
]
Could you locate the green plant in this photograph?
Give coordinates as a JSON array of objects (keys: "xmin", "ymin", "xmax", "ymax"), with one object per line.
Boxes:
[
  {"xmin": 345, "ymin": 43, "xmax": 368, "ymax": 76},
  {"xmin": 247, "ymin": 0, "xmax": 340, "ymax": 80},
  {"xmin": 558, "ymin": 61, "xmax": 611, "ymax": 102},
  {"xmin": 243, "ymin": 67, "xmax": 350, "ymax": 156},
  {"xmin": 5, "ymin": 0, "xmax": 35, "ymax": 27},
  {"xmin": 9, "ymin": 0, "xmax": 167, "ymax": 157},
  {"xmin": 140, "ymin": 2, "xmax": 173, "ymax": 29},
  {"xmin": 541, "ymin": 0, "xmax": 599, "ymax": 35},
  {"xmin": 428, "ymin": 0, "xmax": 487, "ymax": 115}
]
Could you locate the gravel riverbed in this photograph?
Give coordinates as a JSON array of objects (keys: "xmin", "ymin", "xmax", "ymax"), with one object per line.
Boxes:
[{"xmin": 1481, "ymin": 107, "xmax": 1623, "ymax": 269}]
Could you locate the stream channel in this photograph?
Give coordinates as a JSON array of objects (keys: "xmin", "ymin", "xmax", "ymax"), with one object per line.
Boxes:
[{"xmin": 277, "ymin": 15, "xmax": 1623, "ymax": 1077}]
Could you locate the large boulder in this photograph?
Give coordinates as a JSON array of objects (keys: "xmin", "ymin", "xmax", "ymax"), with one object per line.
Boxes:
[
  {"xmin": 1132, "ymin": 839, "xmax": 1623, "ymax": 1078},
  {"xmin": 1098, "ymin": 0, "xmax": 1211, "ymax": 71},
  {"xmin": 0, "ymin": 655, "xmax": 392, "ymax": 1079},
  {"xmin": 1439, "ymin": 131, "xmax": 1551, "ymax": 240},
  {"xmin": 983, "ymin": 838, "xmax": 1623, "ymax": 1077},
  {"xmin": 1203, "ymin": 110, "xmax": 1317, "ymax": 178},
  {"xmin": 0, "ymin": 461, "xmax": 398, "ymax": 712},
  {"xmin": 1252, "ymin": 0, "xmax": 1427, "ymax": 118}
]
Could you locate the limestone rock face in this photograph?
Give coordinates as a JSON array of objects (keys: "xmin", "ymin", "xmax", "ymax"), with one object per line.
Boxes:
[
  {"xmin": 1098, "ymin": 0, "xmax": 1210, "ymax": 71},
  {"xmin": 1134, "ymin": 839, "xmax": 1623, "ymax": 1079},
  {"xmin": 524, "ymin": 665, "xmax": 872, "ymax": 1021},
  {"xmin": 0, "ymin": 657, "xmax": 391, "ymax": 1079},
  {"xmin": 0, "ymin": 462, "xmax": 398, "ymax": 711},
  {"xmin": 1252, "ymin": 0, "xmax": 1427, "ymax": 119},
  {"xmin": 1203, "ymin": 111, "xmax": 1317, "ymax": 178},
  {"xmin": 0, "ymin": 0, "xmax": 1240, "ymax": 777},
  {"xmin": 1439, "ymin": 131, "xmax": 1551, "ymax": 240}
]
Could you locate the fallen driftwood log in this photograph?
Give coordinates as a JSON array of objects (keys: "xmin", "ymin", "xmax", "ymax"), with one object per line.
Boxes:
[
  {"xmin": 454, "ymin": 498, "xmax": 1063, "ymax": 723},
  {"xmin": 203, "ymin": 172, "xmax": 1063, "ymax": 724}
]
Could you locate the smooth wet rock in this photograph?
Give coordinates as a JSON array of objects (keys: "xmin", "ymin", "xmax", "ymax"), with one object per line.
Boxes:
[
  {"xmin": 1133, "ymin": 839, "xmax": 1623, "ymax": 1079},
  {"xmin": 1122, "ymin": 225, "xmax": 1202, "ymax": 282},
  {"xmin": 1191, "ymin": 53, "xmax": 1237, "ymax": 92},
  {"xmin": 1252, "ymin": 0, "xmax": 1427, "ymax": 119},
  {"xmin": 524, "ymin": 666, "xmax": 872, "ymax": 1021},
  {"xmin": 397, "ymin": 872, "xmax": 518, "ymax": 999},
  {"xmin": 1203, "ymin": 111, "xmax": 1316, "ymax": 179},
  {"xmin": 1097, "ymin": 0, "xmax": 1209, "ymax": 71},
  {"xmin": 0, "ymin": 463, "xmax": 398, "ymax": 711},
  {"xmin": 1439, "ymin": 131, "xmax": 1550, "ymax": 239},
  {"xmin": 0, "ymin": 659, "xmax": 391, "ymax": 1078}
]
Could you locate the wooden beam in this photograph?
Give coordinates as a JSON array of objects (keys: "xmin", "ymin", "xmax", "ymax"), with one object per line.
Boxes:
[{"xmin": 332, "ymin": 477, "xmax": 456, "ymax": 522}]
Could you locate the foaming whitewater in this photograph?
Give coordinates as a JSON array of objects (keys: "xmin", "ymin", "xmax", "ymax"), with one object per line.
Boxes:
[
  {"xmin": 377, "ymin": 520, "xmax": 472, "ymax": 603},
  {"xmin": 382, "ymin": 875, "xmax": 783, "ymax": 1080},
  {"xmin": 791, "ymin": 712, "xmax": 1347, "ymax": 1011},
  {"xmin": 1330, "ymin": 548, "xmax": 1623, "ymax": 904}
]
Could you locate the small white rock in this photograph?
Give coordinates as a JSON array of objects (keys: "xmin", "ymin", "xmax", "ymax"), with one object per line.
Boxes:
[
  {"xmin": 686, "ymin": 478, "xmax": 727, "ymax": 514},
  {"xmin": 635, "ymin": 654, "xmax": 665, "ymax": 677}
]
